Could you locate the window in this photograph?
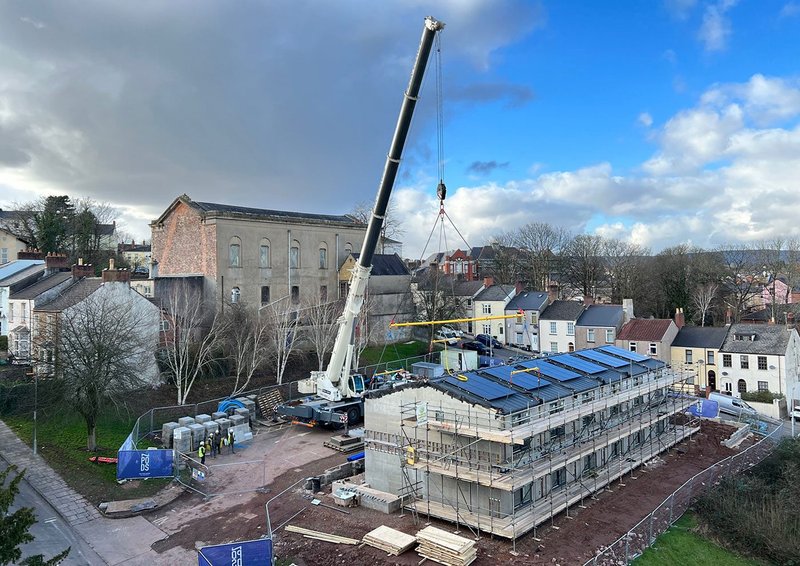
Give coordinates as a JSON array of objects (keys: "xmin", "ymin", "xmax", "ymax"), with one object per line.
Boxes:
[
  {"xmin": 552, "ymin": 467, "xmax": 567, "ymax": 489},
  {"xmin": 723, "ymin": 354, "xmax": 731, "ymax": 367},
  {"xmin": 516, "ymin": 332, "xmax": 524, "ymax": 343},
  {"xmin": 724, "ymin": 382, "xmax": 732, "ymax": 393},
  {"xmin": 685, "ymin": 350, "xmax": 693, "ymax": 364},
  {"xmin": 319, "ymin": 245, "xmax": 328, "ymax": 269},
  {"xmin": 290, "ymin": 240, "xmax": 300, "ymax": 268},
  {"xmin": 482, "ymin": 324, "xmax": 491, "ymax": 335},
  {"xmin": 550, "ymin": 321, "xmax": 557, "ymax": 334},
  {"xmin": 629, "ymin": 342, "xmax": 637, "ymax": 352},
  {"xmin": 758, "ymin": 381, "xmax": 768, "ymax": 392},
  {"xmin": 344, "ymin": 242, "xmax": 353, "ymax": 255},
  {"xmin": 757, "ymin": 356, "xmax": 767, "ymax": 370},
  {"xmin": 261, "ymin": 286, "xmax": 270, "ymax": 306},
  {"xmin": 499, "ymin": 326, "xmax": 504, "ymax": 335},
  {"xmin": 482, "ymin": 304, "xmax": 491, "ymax": 314},
  {"xmin": 159, "ymin": 319, "xmax": 170, "ymax": 332},
  {"xmin": 0, "ymin": 248, "xmax": 7, "ymax": 264},
  {"xmin": 291, "ymin": 285, "xmax": 299, "ymax": 304},
  {"xmin": 707, "ymin": 351, "xmax": 715, "ymax": 365},
  {"xmin": 531, "ymin": 314, "xmax": 538, "ymax": 324},
  {"xmin": 229, "ymin": 237, "xmax": 241, "ymax": 267},
  {"xmin": 568, "ymin": 342, "xmax": 575, "ymax": 352},
  {"xmin": 737, "ymin": 379, "xmax": 747, "ymax": 393},
  {"xmin": 320, "ymin": 285, "xmax": 327, "ymax": 301},
  {"xmin": 550, "ymin": 425, "xmax": 565, "ymax": 440},
  {"xmin": 567, "ymin": 322, "xmax": 575, "ymax": 336},
  {"xmin": 740, "ymin": 355, "xmax": 749, "ymax": 369},
  {"xmin": 583, "ymin": 452, "xmax": 597, "ymax": 473},
  {"xmin": 550, "ymin": 341, "xmax": 558, "ymax": 353},
  {"xmin": 549, "ymin": 400, "xmax": 564, "ymax": 414},
  {"xmin": 587, "ymin": 329, "xmax": 595, "ymax": 343},
  {"xmin": 231, "ymin": 287, "xmax": 240, "ymax": 304},
  {"xmin": 649, "ymin": 343, "xmax": 657, "ymax": 355},
  {"xmin": 605, "ymin": 329, "xmax": 614, "ymax": 343},
  {"xmin": 514, "ymin": 484, "xmax": 533, "ymax": 509},
  {"xmin": 259, "ymin": 239, "xmax": 271, "ymax": 268}
]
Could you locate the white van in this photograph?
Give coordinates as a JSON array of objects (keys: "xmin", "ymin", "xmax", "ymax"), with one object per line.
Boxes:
[{"xmin": 708, "ymin": 392, "xmax": 759, "ymax": 418}]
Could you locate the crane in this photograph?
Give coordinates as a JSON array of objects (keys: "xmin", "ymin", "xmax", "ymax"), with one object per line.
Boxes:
[{"xmin": 276, "ymin": 16, "xmax": 445, "ymax": 426}]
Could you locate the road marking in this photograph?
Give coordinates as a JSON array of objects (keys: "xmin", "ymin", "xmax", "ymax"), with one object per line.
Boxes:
[
  {"xmin": 44, "ymin": 518, "xmax": 57, "ymax": 523},
  {"xmin": 297, "ymin": 432, "xmax": 311, "ymax": 437}
]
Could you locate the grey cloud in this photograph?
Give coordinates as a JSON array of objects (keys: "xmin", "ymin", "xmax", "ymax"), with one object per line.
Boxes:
[
  {"xmin": 450, "ymin": 82, "xmax": 535, "ymax": 108},
  {"xmin": 466, "ymin": 160, "xmax": 510, "ymax": 175}
]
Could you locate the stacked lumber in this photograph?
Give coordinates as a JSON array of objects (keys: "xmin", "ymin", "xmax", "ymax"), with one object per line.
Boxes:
[
  {"xmin": 285, "ymin": 525, "xmax": 360, "ymax": 545},
  {"xmin": 415, "ymin": 526, "xmax": 477, "ymax": 566},
  {"xmin": 362, "ymin": 525, "xmax": 416, "ymax": 556}
]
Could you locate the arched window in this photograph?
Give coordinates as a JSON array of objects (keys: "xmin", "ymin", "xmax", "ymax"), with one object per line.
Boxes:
[
  {"xmin": 290, "ymin": 239, "xmax": 300, "ymax": 268},
  {"xmin": 319, "ymin": 242, "xmax": 328, "ymax": 269},
  {"xmin": 229, "ymin": 236, "xmax": 241, "ymax": 267},
  {"xmin": 737, "ymin": 379, "xmax": 747, "ymax": 394},
  {"xmin": 344, "ymin": 242, "xmax": 353, "ymax": 256},
  {"xmin": 231, "ymin": 286, "xmax": 241, "ymax": 304},
  {"xmin": 568, "ymin": 342, "xmax": 575, "ymax": 353},
  {"xmin": 259, "ymin": 238, "xmax": 271, "ymax": 268}
]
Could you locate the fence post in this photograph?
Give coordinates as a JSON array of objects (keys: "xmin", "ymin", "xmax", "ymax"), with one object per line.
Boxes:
[{"xmin": 625, "ymin": 531, "xmax": 630, "ymax": 563}]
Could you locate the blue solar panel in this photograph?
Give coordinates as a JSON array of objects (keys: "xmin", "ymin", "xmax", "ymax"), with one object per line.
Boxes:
[
  {"xmin": 599, "ymin": 345, "xmax": 649, "ymax": 362},
  {"xmin": 482, "ymin": 366, "xmax": 551, "ymax": 391},
  {"xmin": 575, "ymin": 349, "xmax": 628, "ymax": 368},
  {"xmin": 530, "ymin": 360, "xmax": 581, "ymax": 382},
  {"xmin": 443, "ymin": 373, "xmax": 516, "ymax": 401},
  {"xmin": 550, "ymin": 354, "xmax": 605, "ymax": 374}
]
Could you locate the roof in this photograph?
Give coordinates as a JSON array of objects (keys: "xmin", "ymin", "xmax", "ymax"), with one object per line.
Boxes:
[
  {"xmin": 351, "ymin": 253, "xmax": 409, "ymax": 276},
  {"xmin": 720, "ymin": 323, "xmax": 797, "ymax": 356},
  {"xmin": 0, "ymin": 264, "xmax": 45, "ymax": 290},
  {"xmin": 35, "ymin": 278, "xmax": 103, "ymax": 312},
  {"xmin": 672, "ymin": 326, "xmax": 730, "ymax": 349},
  {"xmin": 617, "ymin": 319, "xmax": 675, "ymax": 341},
  {"xmin": 474, "ymin": 284, "xmax": 516, "ymax": 302},
  {"xmin": 577, "ymin": 304, "xmax": 623, "ymax": 328},
  {"xmin": 540, "ymin": 300, "xmax": 585, "ymax": 321},
  {"xmin": 96, "ymin": 223, "xmax": 115, "ymax": 236},
  {"xmin": 10, "ymin": 272, "xmax": 72, "ymax": 300},
  {"xmin": 506, "ymin": 291, "xmax": 548, "ymax": 312},
  {"xmin": 0, "ymin": 260, "xmax": 44, "ymax": 282},
  {"xmin": 740, "ymin": 304, "xmax": 800, "ymax": 323}
]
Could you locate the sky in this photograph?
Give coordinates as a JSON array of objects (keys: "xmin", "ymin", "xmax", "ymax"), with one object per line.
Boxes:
[{"xmin": 1, "ymin": 0, "xmax": 799, "ymax": 260}]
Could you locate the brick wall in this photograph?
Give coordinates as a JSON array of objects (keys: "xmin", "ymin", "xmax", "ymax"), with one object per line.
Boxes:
[{"xmin": 151, "ymin": 201, "xmax": 217, "ymax": 277}]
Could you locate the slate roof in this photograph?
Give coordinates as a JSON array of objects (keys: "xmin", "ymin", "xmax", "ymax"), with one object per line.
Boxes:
[
  {"xmin": 506, "ymin": 291, "xmax": 548, "ymax": 312},
  {"xmin": 672, "ymin": 326, "xmax": 730, "ymax": 349},
  {"xmin": 35, "ymin": 278, "xmax": 103, "ymax": 312},
  {"xmin": 10, "ymin": 273, "xmax": 72, "ymax": 300},
  {"xmin": 720, "ymin": 323, "xmax": 796, "ymax": 355},
  {"xmin": 351, "ymin": 253, "xmax": 409, "ymax": 276},
  {"xmin": 577, "ymin": 305, "xmax": 623, "ymax": 328},
  {"xmin": 0, "ymin": 260, "xmax": 44, "ymax": 282},
  {"xmin": 540, "ymin": 300, "xmax": 585, "ymax": 321},
  {"xmin": 474, "ymin": 284, "xmax": 515, "ymax": 302},
  {"xmin": 96, "ymin": 223, "xmax": 115, "ymax": 236},
  {"xmin": 617, "ymin": 319, "xmax": 674, "ymax": 341},
  {"xmin": 740, "ymin": 304, "xmax": 800, "ymax": 323},
  {"xmin": 192, "ymin": 200, "xmax": 361, "ymax": 225}
]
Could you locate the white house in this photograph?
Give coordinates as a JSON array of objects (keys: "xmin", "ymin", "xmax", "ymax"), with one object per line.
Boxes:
[
  {"xmin": 504, "ymin": 290, "xmax": 549, "ymax": 351},
  {"xmin": 472, "ymin": 279, "xmax": 517, "ymax": 344},
  {"xmin": 0, "ymin": 260, "xmax": 45, "ymax": 336},
  {"xmin": 538, "ymin": 300, "xmax": 586, "ymax": 353}
]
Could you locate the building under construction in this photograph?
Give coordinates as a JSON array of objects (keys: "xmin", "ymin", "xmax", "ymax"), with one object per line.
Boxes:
[{"xmin": 363, "ymin": 345, "xmax": 696, "ymax": 539}]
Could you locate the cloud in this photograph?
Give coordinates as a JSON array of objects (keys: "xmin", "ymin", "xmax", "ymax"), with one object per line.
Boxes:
[
  {"xmin": 450, "ymin": 82, "xmax": 535, "ymax": 108},
  {"xmin": 466, "ymin": 160, "xmax": 510, "ymax": 175},
  {"xmin": 664, "ymin": 0, "xmax": 697, "ymax": 19},
  {"xmin": 637, "ymin": 112, "xmax": 654, "ymax": 127},
  {"xmin": 698, "ymin": 0, "xmax": 739, "ymax": 52},
  {"xmin": 780, "ymin": 2, "xmax": 800, "ymax": 18}
]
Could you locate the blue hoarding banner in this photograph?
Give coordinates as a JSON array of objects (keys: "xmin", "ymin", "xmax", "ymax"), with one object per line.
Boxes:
[
  {"xmin": 687, "ymin": 399, "xmax": 719, "ymax": 418},
  {"xmin": 198, "ymin": 539, "xmax": 272, "ymax": 566},
  {"xmin": 116, "ymin": 449, "xmax": 174, "ymax": 480}
]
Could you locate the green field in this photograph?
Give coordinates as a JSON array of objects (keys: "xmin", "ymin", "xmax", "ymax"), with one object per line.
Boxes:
[
  {"xmin": 634, "ymin": 514, "xmax": 764, "ymax": 566},
  {"xmin": 358, "ymin": 340, "xmax": 432, "ymax": 368}
]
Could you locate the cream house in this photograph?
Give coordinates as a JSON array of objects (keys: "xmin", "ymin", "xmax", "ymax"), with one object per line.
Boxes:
[{"xmin": 670, "ymin": 326, "xmax": 730, "ymax": 393}]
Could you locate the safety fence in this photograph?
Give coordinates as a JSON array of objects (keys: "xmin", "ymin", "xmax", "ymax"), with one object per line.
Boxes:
[{"xmin": 583, "ymin": 420, "xmax": 783, "ymax": 565}]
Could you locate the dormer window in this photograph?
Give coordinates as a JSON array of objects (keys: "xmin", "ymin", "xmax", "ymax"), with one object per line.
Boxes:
[{"xmin": 733, "ymin": 333, "xmax": 756, "ymax": 341}]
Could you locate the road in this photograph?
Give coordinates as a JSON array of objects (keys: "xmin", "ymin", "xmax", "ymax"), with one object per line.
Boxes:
[{"xmin": 2, "ymin": 463, "xmax": 105, "ymax": 565}]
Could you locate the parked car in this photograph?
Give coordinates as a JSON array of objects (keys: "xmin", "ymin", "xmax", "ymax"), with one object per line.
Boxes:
[
  {"xmin": 476, "ymin": 334, "xmax": 503, "ymax": 349},
  {"xmin": 435, "ymin": 327, "xmax": 461, "ymax": 344},
  {"xmin": 440, "ymin": 325, "xmax": 464, "ymax": 338},
  {"xmin": 461, "ymin": 341, "xmax": 490, "ymax": 355},
  {"xmin": 708, "ymin": 392, "xmax": 759, "ymax": 418}
]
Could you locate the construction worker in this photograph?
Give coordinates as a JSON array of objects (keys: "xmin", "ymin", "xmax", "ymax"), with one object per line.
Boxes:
[
  {"xmin": 228, "ymin": 429, "xmax": 235, "ymax": 454},
  {"xmin": 216, "ymin": 432, "xmax": 224, "ymax": 457},
  {"xmin": 198, "ymin": 442, "xmax": 206, "ymax": 465}
]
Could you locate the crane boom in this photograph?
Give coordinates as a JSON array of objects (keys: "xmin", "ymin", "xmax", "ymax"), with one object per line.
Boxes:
[{"xmin": 304, "ymin": 16, "xmax": 445, "ymax": 403}]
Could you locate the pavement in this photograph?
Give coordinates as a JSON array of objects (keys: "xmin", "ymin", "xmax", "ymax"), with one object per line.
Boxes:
[{"xmin": 0, "ymin": 419, "xmax": 168, "ymax": 566}]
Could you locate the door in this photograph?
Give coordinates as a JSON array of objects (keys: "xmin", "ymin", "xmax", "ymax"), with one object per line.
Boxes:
[{"xmin": 708, "ymin": 370, "xmax": 716, "ymax": 391}]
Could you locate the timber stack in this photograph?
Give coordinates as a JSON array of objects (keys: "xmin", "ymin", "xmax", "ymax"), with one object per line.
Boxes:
[{"xmin": 415, "ymin": 526, "xmax": 477, "ymax": 566}]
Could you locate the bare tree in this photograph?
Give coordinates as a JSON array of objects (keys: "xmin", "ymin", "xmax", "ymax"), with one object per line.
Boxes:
[
  {"xmin": 263, "ymin": 297, "xmax": 298, "ymax": 384},
  {"xmin": 411, "ymin": 270, "xmax": 467, "ymax": 342},
  {"xmin": 603, "ymin": 239, "xmax": 650, "ymax": 304},
  {"xmin": 221, "ymin": 302, "xmax": 271, "ymax": 397},
  {"xmin": 160, "ymin": 282, "xmax": 228, "ymax": 404},
  {"xmin": 301, "ymin": 297, "xmax": 342, "ymax": 371},
  {"xmin": 485, "ymin": 233, "xmax": 521, "ymax": 285},
  {"xmin": 692, "ymin": 283, "xmax": 719, "ymax": 326},
  {"xmin": 717, "ymin": 243, "xmax": 762, "ymax": 322},
  {"xmin": 51, "ymin": 290, "xmax": 158, "ymax": 450},
  {"xmin": 350, "ymin": 199, "xmax": 404, "ymax": 253},
  {"xmin": 515, "ymin": 222, "xmax": 571, "ymax": 290},
  {"xmin": 559, "ymin": 234, "xmax": 606, "ymax": 299}
]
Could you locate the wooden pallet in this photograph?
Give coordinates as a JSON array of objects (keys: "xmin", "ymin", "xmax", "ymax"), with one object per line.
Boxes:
[
  {"xmin": 323, "ymin": 440, "xmax": 365, "ymax": 453},
  {"xmin": 415, "ymin": 526, "xmax": 476, "ymax": 566},
  {"xmin": 285, "ymin": 525, "xmax": 360, "ymax": 545},
  {"xmin": 256, "ymin": 389, "xmax": 284, "ymax": 419},
  {"xmin": 362, "ymin": 525, "xmax": 416, "ymax": 556}
]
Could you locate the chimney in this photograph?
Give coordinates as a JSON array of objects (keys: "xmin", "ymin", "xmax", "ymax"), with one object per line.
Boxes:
[
  {"xmin": 71, "ymin": 258, "xmax": 94, "ymax": 280},
  {"xmin": 622, "ymin": 298, "xmax": 634, "ymax": 324},
  {"xmin": 725, "ymin": 307, "xmax": 733, "ymax": 325},
  {"xmin": 102, "ymin": 258, "xmax": 130, "ymax": 285},
  {"xmin": 584, "ymin": 295, "xmax": 594, "ymax": 307},
  {"xmin": 548, "ymin": 284, "xmax": 559, "ymax": 303},
  {"xmin": 45, "ymin": 253, "xmax": 68, "ymax": 275},
  {"xmin": 149, "ymin": 258, "xmax": 159, "ymax": 279},
  {"xmin": 788, "ymin": 312, "xmax": 796, "ymax": 331},
  {"xmin": 768, "ymin": 317, "xmax": 775, "ymax": 326},
  {"xmin": 483, "ymin": 276, "xmax": 494, "ymax": 288},
  {"xmin": 18, "ymin": 248, "xmax": 43, "ymax": 260},
  {"xmin": 675, "ymin": 307, "xmax": 685, "ymax": 329},
  {"xmin": 515, "ymin": 281, "xmax": 524, "ymax": 296}
]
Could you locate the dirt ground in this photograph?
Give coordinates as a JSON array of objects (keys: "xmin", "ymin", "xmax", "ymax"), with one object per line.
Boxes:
[{"xmin": 144, "ymin": 420, "xmax": 743, "ymax": 566}]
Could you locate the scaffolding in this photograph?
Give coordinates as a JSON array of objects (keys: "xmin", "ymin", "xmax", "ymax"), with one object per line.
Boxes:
[{"xmin": 369, "ymin": 362, "xmax": 697, "ymax": 542}]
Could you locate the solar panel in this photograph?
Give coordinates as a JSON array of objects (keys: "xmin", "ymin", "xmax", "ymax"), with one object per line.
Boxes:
[
  {"xmin": 599, "ymin": 345, "xmax": 649, "ymax": 362},
  {"xmin": 575, "ymin": 349, "xmax": 628, "ymax": 368},
  {"xmin": 550, "ymin": 354, "xmax": 605, "ymax": 374},
  {"xmin": 443, "ymin": 373, "xmax": 515, "ymax": 401},
  {"xmin": 531, "ymin": 360, "xmax": 581, "ymax": 382},
  {"xmin": 482, "ymin": 365, "xmax": 551, "ymax": 391}
]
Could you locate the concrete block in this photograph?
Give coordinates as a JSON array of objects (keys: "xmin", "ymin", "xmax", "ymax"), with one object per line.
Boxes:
[
  {"xmin": 234, "ymin": 408, "xmax": 250, "ymax": 422},
  {"xmin": 195, "ymin": 414, "xmax": 212, "ymax": 424},
  {"xmin": 203, "ymin": 422, "xmax": 219, "ymax": 437},
  {"xmin": 188, "ymin": 423, "xmax": 206, "ymax": 450},
  {"xmin": 229, "ymin": 414, "xmax": 246, "ymax": 427},
  {"xmin": 172, "ymin": 427, "xmax": 192, "ymax": 454},
  {"xmin": 215, "ymin": 418, "xmax": 231, "ymax": 435},
  {"xmin": 161, "ymin": 422, "xmax": 179, "ymax": 449},
  {"xmin": 212, "ymin": 411, "xmax": 227, "ymax": 421},
  {"xmin": 177, "ymin": 416, "xmax": 195, "ymax": 427},
  {"xmin": 236, "ymin": 397, "xmax": 256, "ymax": 412}
]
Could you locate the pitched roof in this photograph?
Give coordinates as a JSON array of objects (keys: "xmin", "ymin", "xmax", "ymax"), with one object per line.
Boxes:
[
  {"xmin": 34, "ymin": 278, "xmax": 103, "ymax": 312},
  {"xmin": 351, "ymin": 253, "xmax": 409, "ymax": 276},
  {"xmin": 10, "ymin": 272, "xmax": 72, "ymax": 300},
  {"xmin": 474, "ymin": 284, "xmax": 515, "ymax": 302},
  {"xmin": 672, "ymin": 326, "xmax": 730, "ymax": 349},
  {"xmin": 740, "ymin": 304, "xmax": 800, "ymax": 323},
  {"xmin": 721, "ymin": 323, "xmax": 797, "ymax": 355},
  {"xmin": 506, "ymin": 291, "xmax": 549, "ymax": 312},
  {"xmin": 577, "ymin": 304, "xmax": 624, "ymax": 328},
  {"xmin": 540, "ymin": 300, "xmax": 585, "ymax": 321},
  {"xmin": 617, "ymin": 319, "xmax": 675, "ymax": 341},
  {"xmin": 0, "ymin": 260, "xmax": 44, "ymax": 282}
]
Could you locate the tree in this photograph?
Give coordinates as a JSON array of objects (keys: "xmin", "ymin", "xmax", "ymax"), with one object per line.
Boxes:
[
  {"xmin": 301, "ymin": 297, "xmax": 342, "ymax": 371},
  {"xmin": 0, "ymin": 465, "xmax": 70, "ymax": 566},
  {"xmin": 160, "ymin": 282, "xmax": 228, "ymax": 405},
  {"xmin": 559, "ymin": 234, "xmax": 606, "ymax": 299},
  {"xmin": 221, "ymin": 302, "xmax": 270, "ymax": 397},
  {"xmin": 717, "ymin": 243, "xmax": 762, "ymax": 322},
  {"xmin": 54, "ymin": 288, "xmax": 159, "ymax": 450},
  {"xmin": 411, "ymin": 270, "xmax": 467, "ymax": 342},
  {"xmin": 515, "ymin": 222, "xmax": 570, "ymax": 290},
  {"xmin": 262, "ymin": 297, "xmax": 298, "ymax": 385},
  {"xmin": 692, "ymin": 282, "xmax": 719, "ymax": 326},
  {"xmin": 603, "ymin": 239, "xmax": 650, "ymax": 305},
  {"xmin": 350, "ymin": 200, "xmax": 404, "ymax": 253}
]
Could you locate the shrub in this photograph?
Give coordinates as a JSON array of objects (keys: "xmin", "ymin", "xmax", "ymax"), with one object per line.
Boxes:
[{"xmin": 741, "ymin": 390, "xmax": 783, "ymax": 403}]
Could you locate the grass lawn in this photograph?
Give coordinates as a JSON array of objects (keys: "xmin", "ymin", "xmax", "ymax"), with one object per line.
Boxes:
[
  {"xmin": 634, "ymin": 514, "xmax": 765, "ymax": 566},
  {"xmin": 358, "ymin": 340, "xmax": 432, "ymax": 368},
  {"xmin": 4, "ymin": 410, "xmax": 170, "ymax": 505}
]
